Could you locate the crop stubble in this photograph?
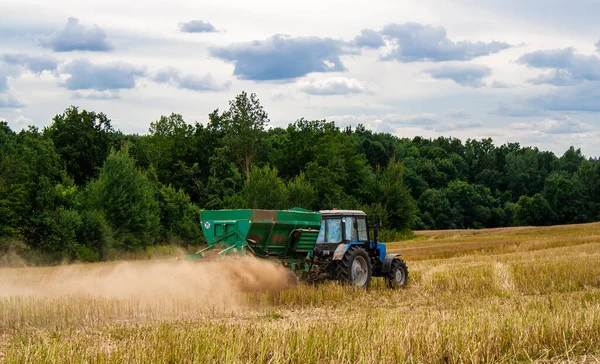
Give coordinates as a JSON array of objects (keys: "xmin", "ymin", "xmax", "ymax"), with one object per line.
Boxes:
[{"xmin": 1, "ymin": 222, "xmax": 600, "ymax": 363}]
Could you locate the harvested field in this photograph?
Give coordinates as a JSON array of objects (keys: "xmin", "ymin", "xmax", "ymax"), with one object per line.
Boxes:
[{"xmin": 1, "ymin": 223, "xmax": 600, "ymax": 363}]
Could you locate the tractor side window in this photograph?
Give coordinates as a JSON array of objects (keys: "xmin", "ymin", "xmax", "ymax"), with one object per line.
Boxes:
[
  {"xmin": 317, "ymin": 223, "xmax": 325, "ymax": 243},
  {"xmin": 344, "ymin": 217, "xmax": 358, "ymax": 242},
  {"xmin": 326, "ymin": 219, "xmax": 342, "ymax": 243},
  {"xmin": 357, "ymin": 218, "xmax": 368, "ymax": 241}
]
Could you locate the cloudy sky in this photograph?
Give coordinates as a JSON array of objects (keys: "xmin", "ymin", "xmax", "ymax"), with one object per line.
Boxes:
[{"xmin": 1, "ymin": 0, "xmax": 599, "ymax": 157}]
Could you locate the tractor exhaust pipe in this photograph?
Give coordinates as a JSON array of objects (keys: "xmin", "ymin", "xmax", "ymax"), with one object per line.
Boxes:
[{"xmin": 373, "ymin": 214, "xmax": 379, "ymax": 244}]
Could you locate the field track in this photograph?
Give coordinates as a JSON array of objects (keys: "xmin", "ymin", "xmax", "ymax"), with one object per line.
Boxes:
[{"xmin": 1, "ymin": 222, "xmax": 600, "ymax": 363}]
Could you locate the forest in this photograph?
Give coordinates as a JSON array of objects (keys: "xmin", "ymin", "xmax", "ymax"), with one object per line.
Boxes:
[{"xmin": 1, "ymin": 91, "xmax": 599, "ymax": 262}]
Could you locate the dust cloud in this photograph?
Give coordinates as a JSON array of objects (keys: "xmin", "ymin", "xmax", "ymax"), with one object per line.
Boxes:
[{"xmin": 0, "ymin": 256, "xmax": 292, "ymax": 307}]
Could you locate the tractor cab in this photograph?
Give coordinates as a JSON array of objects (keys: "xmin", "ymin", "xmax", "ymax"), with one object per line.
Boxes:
[
  {"xmin": 316, "ymin": 210, "xmax": 370, "ymax": 245},
  {"xmin": 315, "ymin": 209, "xmax": 378, "ymax": 262}
]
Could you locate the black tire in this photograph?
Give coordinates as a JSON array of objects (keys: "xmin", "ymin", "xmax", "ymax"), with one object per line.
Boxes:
[
  {"xmin": 336, "ymin": 246, "xmax": 372, "ymax": 289},
  {"xmin": 386, "ymin": 258, "xmax": 408, "ymax": 289},
  {"xmin": 285, "ymin": 269, "xmax": 299, "ymax": 287}
]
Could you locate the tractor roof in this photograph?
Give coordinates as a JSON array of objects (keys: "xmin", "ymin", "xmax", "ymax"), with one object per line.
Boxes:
[{"xmin": 319, "ymin": 210, "xmax": 367, "ymax": 217}]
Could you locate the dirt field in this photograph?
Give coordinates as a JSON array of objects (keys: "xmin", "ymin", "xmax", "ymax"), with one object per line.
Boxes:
[{"xmin": 1, "ymin": 223, "xmax": 600, "ymax": 363}]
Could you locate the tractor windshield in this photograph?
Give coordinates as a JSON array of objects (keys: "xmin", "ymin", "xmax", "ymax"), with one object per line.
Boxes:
[{"xmin": 317, "ymin": 218, "xmax": 342, "ymax": 243}]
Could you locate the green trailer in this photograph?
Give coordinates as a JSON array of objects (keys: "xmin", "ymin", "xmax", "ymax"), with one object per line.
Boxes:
[
  {"xmin": 182, "ymin": 207, "xmax": 409, "ymax": 289},
  {"xmin": 183, "ymin": 208, "xmax": 321, "ymax": 271}
]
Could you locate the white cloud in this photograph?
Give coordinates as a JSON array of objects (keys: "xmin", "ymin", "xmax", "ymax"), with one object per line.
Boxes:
[
  {"xmin": 12, "ymin": 115, "xmax": 32, "ymax": 126},
  {"xmin": 328, "ymin": 112, "xmax": 439, "ymax": 131},
  {"xmin": 424, "ymin": 64, "xmax": 492, "ymax": 87},
  {"xmin": 210, "ymin": 35, "xmax": 354, "ymax": 81},
  {"xmin": 445, "ymin": 109, "xmax": 471, "ymax": 119},
  {"xmin": 179, "ymin": 20, "xmax": 218, "ymax": 33},
  {"xmin": 510, "ymin": 116, "xmax": 595, "ymax": 134},
  {"xmin": 435, "ymin": 120, "xmax": 483, "ymax": 132},
  {"xmin": 385, "ymin": 113, "xmax": 438, "ymax": 126},
  {"xmin": 2, "ymin": 54, "xmax": 58, "ymax": 74},
  {"xmin": 59, "ymin": 59, "xmax": 145, "ymax": 91},
  {"xmin": 71, "ymin": 90, "xmax": 120, "ymax": 100},
  {"xmin": 0, "ymin": 92, "xmax": 24, "ymax": 109},
  {"xmin": 517, "ymin": 47, "xmax": 600, "ymax": 86},
  {"xmin": 40, "ymin": 17, "xmax": 112, "ymax": 52},
  {"xmin": 298, "ymin": 77, "xmax": 369, "ymax": 95},
  {"xmin": 380, "ymin": 22, "xmax": 511, "ymax": 62},
  {"xmin": 153, "ymin": 68, "xmax": 230, "ymax": 92},
  {"xmin": 325, "ymin": 113, "xmax": 437, "ymax": 133},
  {"xmin": 490, "ymin": 80, "xmax": 511, "ymax": 88},
  {"xmin": 0, "ymin": 0, "xmax": 600, "ymax": 156}
]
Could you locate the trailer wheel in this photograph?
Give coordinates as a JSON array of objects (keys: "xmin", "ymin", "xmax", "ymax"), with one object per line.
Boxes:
[
  {"xmin": 386, "ymin": 258, "xmax": 408, "ymax": 289},
  {"xmin": 285, "ymin": 270, "xmax": 299, "ymax": 287},
  {"xmin": 337, "ymin": 246, "xmax": 372, "ymax": 289}
]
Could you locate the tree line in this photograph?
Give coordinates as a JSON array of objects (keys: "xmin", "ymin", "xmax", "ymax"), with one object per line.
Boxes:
[{"xmin": 1, "ymin": 91, "xmax": 599, "ymax": 262}]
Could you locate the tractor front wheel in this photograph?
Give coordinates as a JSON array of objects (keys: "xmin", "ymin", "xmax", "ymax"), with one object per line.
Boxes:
[
  {"xmin": 337, "ymin": 246, "xmax": 372, "ymax": 289},
  {"xmin": 386, "ymin": 258, "xmax": 408, "ymax": 288}
]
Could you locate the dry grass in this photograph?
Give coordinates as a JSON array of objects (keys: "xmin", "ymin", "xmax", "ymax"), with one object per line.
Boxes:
[{"xmin": 1, "ymin": 223, "xmax": 600, "ymax": 363}]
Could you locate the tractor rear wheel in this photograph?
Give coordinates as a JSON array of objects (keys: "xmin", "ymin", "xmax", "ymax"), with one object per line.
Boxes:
[
  {"xmin": 386, "ymin": 258, "xmax": 408, "ymax": 288},
  {"xmin": 337, "ymin": 246, "xmax": 372, "ymax": 289}
]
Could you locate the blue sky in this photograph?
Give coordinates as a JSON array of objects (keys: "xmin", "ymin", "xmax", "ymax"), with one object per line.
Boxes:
[{"xmin": 0, "ymin": 0, "xmax": 599, "ymax": 157}]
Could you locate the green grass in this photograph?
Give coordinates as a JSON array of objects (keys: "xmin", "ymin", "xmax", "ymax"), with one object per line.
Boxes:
[{"xmin": 1, "ymin": 222, "xmax": 600, "ymax": 363}]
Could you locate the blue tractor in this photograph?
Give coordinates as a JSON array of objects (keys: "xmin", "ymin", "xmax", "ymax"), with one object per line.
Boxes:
[{"xmin": 306, "ymin": 209, "xmax": 408, "ymax": 289}]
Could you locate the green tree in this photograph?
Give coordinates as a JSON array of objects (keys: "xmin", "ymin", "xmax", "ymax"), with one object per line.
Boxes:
[
  {"xmin": 445, "ymin": 180, "xmax": 496, "ymax": 229},
  {"xmin": 302, "ymin": 124, "xmax": 368, "ymax": 209},
  {"xmin": 287, "ymin": 173, "xmax": 316, "ymax": 209},
  {"xmin": 85, "ymin": 148, "xmax": 160, "ymax": 249},
  {"xmin": 574, "ymin": 160, "xmax": 600, "ymax": 221},
  {"xmin": 201, "ymin": 146, "xmax": 244, "ymax": 210},
  {"xmin": 53, "ymin": 206, "xmax": 83, "ymax": 259},
  {"xmin": 77, "ymin": 209, "xmax": 113, "ymax": 261},
  {"xmin": 44, "ymin": 106, "xmax": 116, "ymax": 185},
  {"xmin": 558, "ymin": 146, "xmax": 584, "ymax": 175},
  {"xmin": 240, "ymin": 165, "xmax": 288, "ymax": 209},
  {"xmin": 489, "ymin": 207, "xmax": 507, "ymax": 228},
  {"xmin": 503, "ymin": 202, "xmax": 516, "ymax": 226},
  {"xmin": 155, "ymin": 183, "xmax": 203, "ymax": 244},
  {"xmin": 379, "ymin": 162, "xmax": 417, "ymax": 230},
  {"xmin": 543, "ymin": 172, "xmax": 586, "ymax": 223},
  {"xmin": 514, "ymin": 193, "xmax": 555, "ymax": 226},
  {"xmin": 402, "ymin": 166, "xmax": 429, "ymax": 200},
  {"xmin": 0, "ymin": 122, "xmax": 19, "ymax": 237},
  {"xmin": 7, "ymin": 97, "xmax": 600, "ymax": 261},
  {"xmin": 0, "ymin": 126, "xmax": 73, "ymax": 252},
  {"xmin": 145, "ymin": 113, "xmax": 196, "ymax": 189},
  {"xmin": 505, "ymin": 148, "xmax": 553, "ymax": 199},
  {"xmin": 417, "ymin": 189, "xmax": 454, "ymax": 229},
  {"xmin": 216, "ymin": 92, "xmax": 269, "ymax": 180},
  {"xmin": 464, "ymin": 138, "xmax": 496, "ymax": 182},
  {"xmin": 359, "ymin": 138, "xmax": 388, "ymax": 169},
  {"xmin": 304, "ymin": 161, "xmax": 349, "ymax": 209},
  {"xmin": 280, "ymin": 119, "xmax": 335, "ymax": 179}
]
